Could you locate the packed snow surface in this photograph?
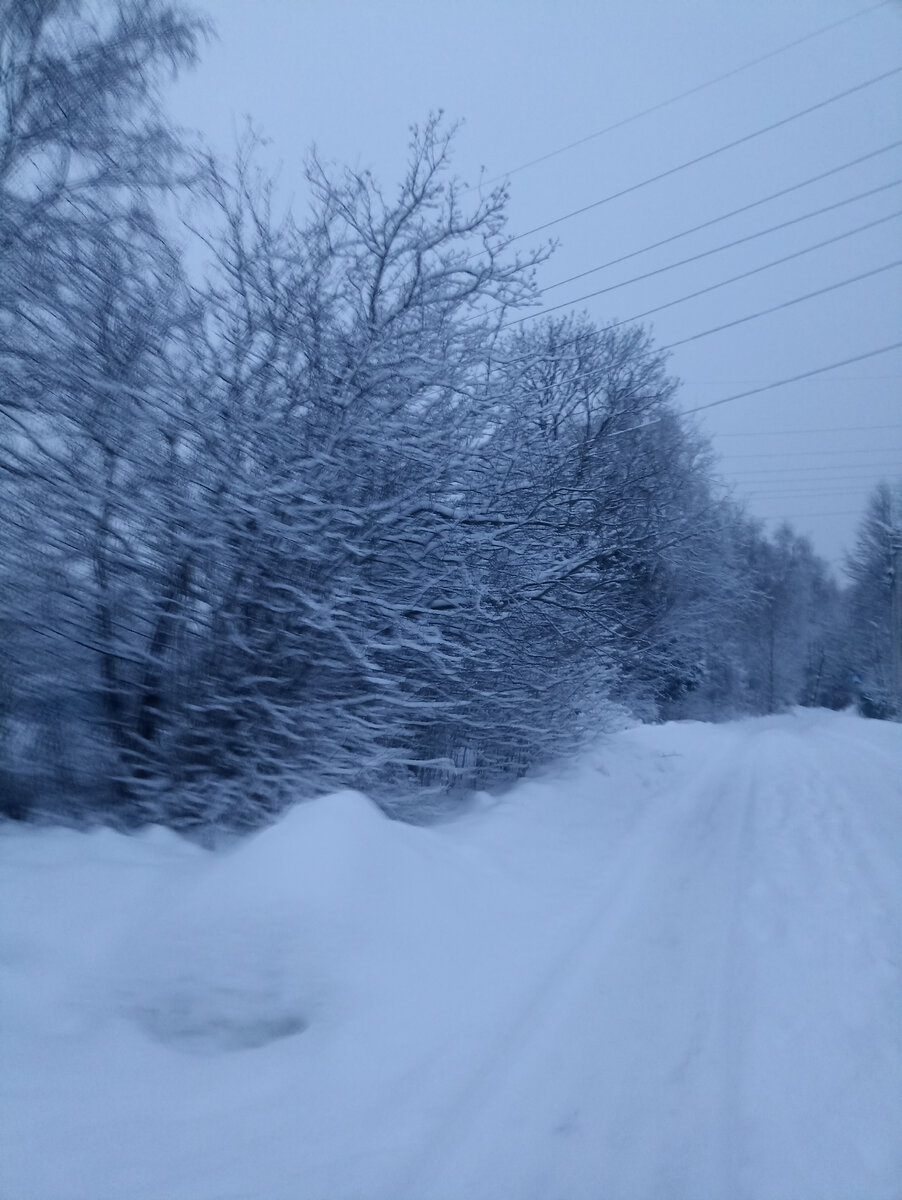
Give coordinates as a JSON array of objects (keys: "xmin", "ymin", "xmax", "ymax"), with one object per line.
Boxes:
[{"xmin": 2, "ymin": 710, "xmax": 901, "ymax": 1200}]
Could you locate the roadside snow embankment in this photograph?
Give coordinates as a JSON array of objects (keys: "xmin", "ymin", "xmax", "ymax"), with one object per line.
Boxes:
[{"xmin": 114, "ymin": 790, "xmax": 404, "ymax": 1050}]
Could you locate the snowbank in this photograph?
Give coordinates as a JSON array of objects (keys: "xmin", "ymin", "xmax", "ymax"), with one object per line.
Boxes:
[{"xmin": 112, "ymin": 790, "xmax": 420, "ymax": 1049}]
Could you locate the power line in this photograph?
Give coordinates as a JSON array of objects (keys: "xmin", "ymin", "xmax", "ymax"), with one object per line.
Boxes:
[
  {"xmin": 661, "ymin": 260, "xmax": 902, "ymax": 354},
  {"xmin": 504, "ymin": 65, "xmax": 902, "ymax": 246},
  {"xmin": 744, "ymin": 479, "xmax": 890, "ymax": 489},
  {"xmin": 539, "ymin": 141, "xmax": 897, "ymax": 297},
  {"xmin": 770, "ymin": 510, "xmax": 867, "ymax": 517},
  {"xmin": 505, "ymin": 200, "xmax": 902, "ymax": 327},
  {"xmin": 729, "ymin": 463, "xmax": 902, "ymax": 476},
  {"xmin": 604, "ymin": 344, "xmax": 902, "ymax": 440},
  {"xmin": 682, "ymin": 344, "xmax": 902, "ymax": 420},
  {"xmin": 747, "ymin": 500, "xmax": 889, "ymax": 509},
  {"xmin": 689, "ymin": 375, "xmax": 900, "ymax": 384},
  {"xmin": 473, "ymin": 3, "xmax": 893, "ymax": 191},
  {"xmin": 746, "ymin": 463, "xmax": 902, "ymax": 476},
  {"xmin": 539, "ymin": 169, "xmax": 897, "ymax": 300},
  {"xmin": 749, "ymin": 495, "xmax": 883, "ymax": 502},
  {"xmin": 746, "ymin": 493, "xmax": 898, "ymax": 503},
  {"xmin": 493, "ymin": 267, "xmax": 898, "ymax": 401},
  {"xmin": 497, "ymin": 253, "xmax": 902, "ymax": 371},
  {"xmin": 729, "ymin": 464, "xmax": 902, "ymax": 478},
  {"xmin": 739, "ymin": 486, "xmax": 897, "ymax": 497},
  {"xmin": 647, "ymin": 214, "xmax": 902, "ymax": 334},
  {"xmin": 714, "ymin": 422, "xmax": 902, "ymax": 438},
  {"xmin": 507, "ymin": 259, "xmax": 902, "ymax": 364},
  {"xmin": 721, "ymin": 445, "xmax": 902, "ymax": 460},
  {"xmin": 746, "ymin": 488, "xmax": 886, "ymax": 498}
]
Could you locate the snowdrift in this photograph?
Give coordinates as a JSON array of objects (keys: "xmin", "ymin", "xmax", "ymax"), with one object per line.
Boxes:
[{"xmin": 113, "ymin": 790, "xmax": 399, "ymax": 1050}]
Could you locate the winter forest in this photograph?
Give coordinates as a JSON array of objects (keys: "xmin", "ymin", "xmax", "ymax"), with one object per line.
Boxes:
[{"xmin": 2, "ymin": 0, "xmax": 900, "ymax": 832}]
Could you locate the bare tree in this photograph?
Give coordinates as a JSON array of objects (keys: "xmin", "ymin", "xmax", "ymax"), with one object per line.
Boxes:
[{"xmin": 0, "ymin": 0, "xmax": 205, "ymax": 817}]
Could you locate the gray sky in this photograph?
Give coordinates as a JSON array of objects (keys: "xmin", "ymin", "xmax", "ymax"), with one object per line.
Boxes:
[{"xmin": 169, "ymin": 0, "xmax": 902, "ymax": 566}]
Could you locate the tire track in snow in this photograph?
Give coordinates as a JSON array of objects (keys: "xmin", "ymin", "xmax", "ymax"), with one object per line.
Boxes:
[
  {"xmin": 384, "ymin": 731, "xmax": 754, "ymax": 1200},
  {"xmin": 713, "ymin": 758, "xmax": 757, "ymax": 1200},
  {"xmin": 728, "ymin": 722, "xmax": 902, "ymax": 1200}
]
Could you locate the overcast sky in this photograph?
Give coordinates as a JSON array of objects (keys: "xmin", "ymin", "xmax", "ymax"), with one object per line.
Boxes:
[{"xmin": 169, "ymin": 0, "xmax": 902, "ymax": 566}]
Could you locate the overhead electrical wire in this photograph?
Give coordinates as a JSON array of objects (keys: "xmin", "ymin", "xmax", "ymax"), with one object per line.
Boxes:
[
  {"xmin": 754, "ymin": 495, "xmax": 890, "ymax": 502},
  {"xmin": 719, "ymin": 457, "xmax": 902, "ymax": 476},
  {"xmin": 746, "ymin": 488, "xmax": 887, "ymax": 498},
  {"xmin": 680, "ymin": 342, "xmax": 902, "ymax": 420},
  {"xmin": 659, "ymin": 260, "xmax": 902, "ymax": 354},
  {"xmin": 539, "ymin": 141, "xmax": 902, "ymax": 295},
  {"xmin": 729, "ymin": 462, "xmax": 902, "ymax": 476},
  {"xmin": 747, "ymin": 499, "xmax": 893, "ymax": 508},
  {"xmin": 745, "ymin": 492, "xmax": 900, "ymax": 502},
  {"xmin": 744, "ymin": 498, "xmax": 894, "ymax": 507},
  {"xmin": 738, "ymin": 486, "xmax": 899, "ymax": 497},
  {"xmin": 498, "ymin": 259, "xmax": 902, "ymax": 376},
  {"xmin": 504, "ymin": 199, "xmax": 902, "ymax": 327},
  {"xmin": 503, "ymin": 64, "xmax": 902, "ymax": 246},
  {"xmin": 688, "ymin": 375, "xmax": 900, "ymax": 384},
  {"xmin": 470, "ymin": 1, "xmax": 892, "ymax": 191},
  {"xmin": 747, "ymin": 493, "xmax": 900, "ymax": 503},
  {"xmin": 715, "ymin": 422, "xmax": 902, "ymax": 438},
  {"xmin": 457, "ymin": 18, "xmax": 902, "ymax": 465},
  {"xmin": 749, "ymin": 470, "xmax": 902, "ymax": 486},
  {"xmin": 654, "ymin": 222, "xmax": 902, "ymax": 338},
  {"xmin": 752, "ymin": 475, "xmax": 901, "ymax": 483},
  {"xmin": 776, "ymin": 511, "xmax": 868, "ymax": 518},
  {"xmin": 721, "ymin": 445, "xmax": 902, "ymax": 460},
  {"xmin": 748, "ymin": 490, "xmax": 889, "ymax": 498},
  {"xmin": 729, "ymin": 469, "xmax": 902, "ymax": 482},
  {"xmin": 598, "ymin": 345, "xmax": 902, "ymax": 443},
  {"xmin": 532, "ymin": 182, "xmax": 902, "ymax": 315}
]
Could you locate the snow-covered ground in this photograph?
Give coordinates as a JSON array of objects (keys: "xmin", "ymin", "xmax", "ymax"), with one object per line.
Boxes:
[{"xmin": 2, "ymin": 709, "xmax": 901, "ymax": 1200}]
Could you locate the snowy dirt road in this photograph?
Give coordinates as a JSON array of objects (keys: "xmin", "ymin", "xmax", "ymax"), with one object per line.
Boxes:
[{"xmin": 2, "ymin": 710, "xmax": 901, "ymax": 1200}]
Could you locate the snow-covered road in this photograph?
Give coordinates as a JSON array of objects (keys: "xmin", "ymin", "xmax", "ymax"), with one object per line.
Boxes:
[{"xmin": 2, "ymin": 710, "xmax": 901, "ymax": 1199}]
